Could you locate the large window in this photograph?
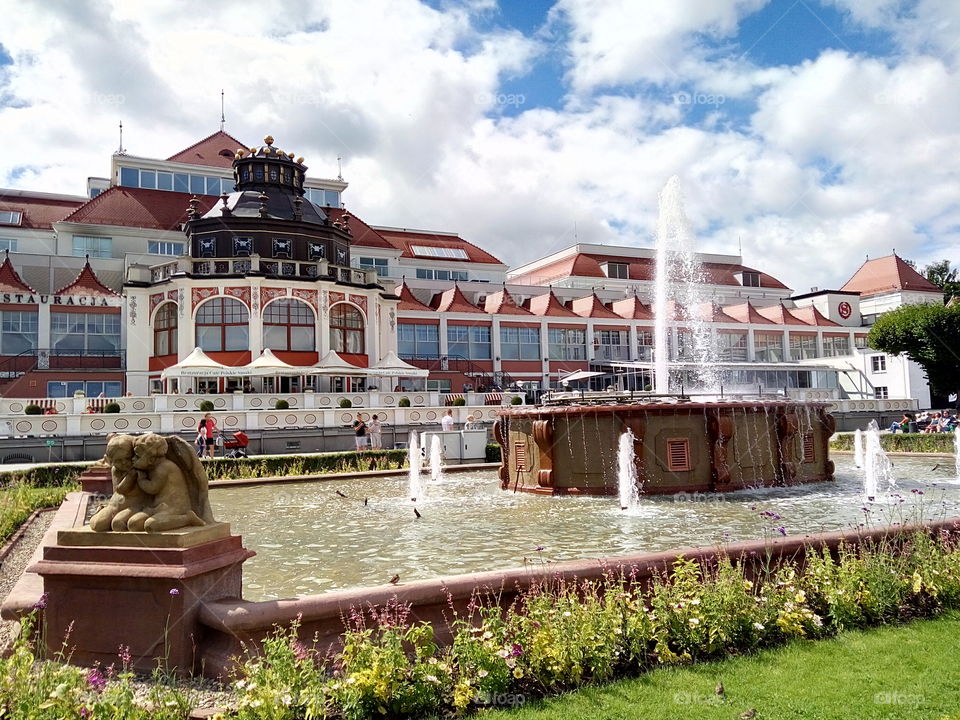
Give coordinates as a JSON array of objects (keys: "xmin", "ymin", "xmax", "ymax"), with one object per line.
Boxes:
[
  {"xmin": 548, "ymin": 328, "xmax": 586, "ymax": 360},
  {"xmin": 73, "ymin": 236, "xmax": 112, "ymax": 258},
  {"xmin": 754, "ymin": 332, "xmax": 784, "ymax": 362},
  {"xmin": 501, "ymin": 326, "xmax": 540, "ymax": 361},
  {"xmin": 195, "ymin": 298, "xmax": 249, "ymax": 352},
  {"xmin": 263, "ymin": 299, "xmax": 315, "ymax": 352},
  {"xmin": 604, "ymin": 262, "xmax": 628, "ymax": 279},
  {"xmin": 415, "ymin": 268, "xmax": 469, "ymax": 281},
  {"xmin": 675, "ymin": 330, "xmax": 695, "ymax": 361},
  {"xmin": 51, "ymin": 312, "xmax": 121, "ymax": 354},
  {"xmin": 330, "ymin": 303, "xmax": 364, "ymax": 354},
  {"xmin": 718, "ymin": 331, "xmax": 748, "ymax": 361},
  {"xmin": 153, "ymin": 303, "xmax": 178, "ymax": 356},
  {"xmin": 870, "ymin": 355, "xmax": 887, "ymax": 373},
  {"xmin": 357, "ymin": 257, "xmax": 389, "ymax": 276},
  {"xmin": 594, "ymin": 329, "xmax": 629, "ymax": 361},
  {"xmin": 637, "ymin": 329, "xmax": 654, "ymax": 361},
  {"xmin": 0, "ymin": 211, "xmax": 22, "ymax": 225},
  {"xmin": 0, "ymin": 311, "xmax": 37, "ymax": 355},
  {"xmin": 48, "ymin": 380, "xmax": 122, "ymax": 398},
  {"xmin": 823, "ymin": 335, "xmax": 851, "ymax": 358},
  {"xmin": 789, "ymin": 334, "xmax": 818, "ymax": 361},
  {"xmin": 398, "ymin": 323, "xmax": 439, "ymax": 358},
  {"xmin": 447, "ymin": 324, "xmax": 491, "ymax": 360},
  {"xmin": 119, "ymin": 166, "xmax": 234, "ymax": 197},
  {"xmin": 148, "ymin": 241, "xmax": 184, "ymax": 256},
  {"xmin": 0, "ymin": 239, "xmax": 17, "ymax": 253}
]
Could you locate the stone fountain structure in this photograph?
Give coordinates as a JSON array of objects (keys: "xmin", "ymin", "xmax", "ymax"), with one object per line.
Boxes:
[{"xmin": 494, "ymin": 400, "xmax": 836, "ymax": 495}]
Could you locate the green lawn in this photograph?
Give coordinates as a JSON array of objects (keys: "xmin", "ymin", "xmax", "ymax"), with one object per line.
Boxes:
[
  {"xmin": 0, "ymin": 483, "xmax": 75, "ymax": 544},
  {"xmin": 475, "ymin": 612, "xmax": 960, "ymax": 720}
]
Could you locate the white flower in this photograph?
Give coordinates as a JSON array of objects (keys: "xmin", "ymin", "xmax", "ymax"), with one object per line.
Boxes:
[
  {"xmin": 482, "ymin": 631, "xmax": 493, "ymax": 640},
  {"xmin": 690, "ymin": 598, "xmax": 701, "ymax": 606},
  {"xmin": 688, "ymin": 617, "xmax": 700, "ymax": 627},
  {"xmin": 477, "ymin": 669, "xmax": 489, "ymax": 678},
  {"xmin": 563, "ymin": 611, "xmax": 572, "ymax": 617},
  {"xmin": 753, "ymin": 622, "xmax": 765, "ymax": 631}
]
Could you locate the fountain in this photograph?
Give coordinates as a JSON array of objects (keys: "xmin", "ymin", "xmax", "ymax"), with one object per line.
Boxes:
[
  {"xmin": 618, "ymin": 429, "xmax": 642, "ymax": 511},
  {"xmin": 407, "ymin": 431, "xmax": 423, "ymax": 501},
  {"xmin": 430, "ymin": 434, "xmax": 444, "ymax": 482},
  {"xmin": 863, "ymin": 419, "xmax": 895, "ymax": 499},
  {"xmin": 854, "ymin": 428, "xmax": 864, "ymax": 468}
]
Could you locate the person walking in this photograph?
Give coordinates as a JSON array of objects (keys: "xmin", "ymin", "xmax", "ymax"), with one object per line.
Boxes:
[
  {"xmin": 368, "ymin": 414, "xmax": 383, "ymax": 450},
  {"xmin": 441, "ymin": 408, "xmax": 455, "ymax": 431},
  {"xmin": 199, "ymin": 413, "xmax": 217, "ymax": 458},
  {"xmin": 352, "ymin": 413, "xmax": 368, "ymax": 452}
]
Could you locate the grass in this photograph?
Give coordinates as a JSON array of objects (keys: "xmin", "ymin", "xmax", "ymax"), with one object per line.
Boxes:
[
  {"xmin": 475, "ymin": 612, "xmax": 960, "ymax": 720},
  {"xmin": 0, "ymin": 483, "xmax": 77, "ymax": 544},
  {"xmin": 831, "ymin": 432, "xmax": 955, "ymax": 454}
]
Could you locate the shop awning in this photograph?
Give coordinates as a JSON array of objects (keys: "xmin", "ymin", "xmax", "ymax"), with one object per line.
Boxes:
[
  {"xmin": 311, "ymin": 350, "xmax": 368, "ymax": 376},
  {"xmin": 160, "ymin": 348, "xmax": 231, "ymax": 378},
  {"xmin": 559, "ymin": 370, "xmax": 605, "ymax": 384},
  {"xmin": 243, "ymin": 348, "xmax": 309, "ymax": 376},
  {"xmin": 365, "ymin": 351, "xmax": 429, "ymax": 378}
]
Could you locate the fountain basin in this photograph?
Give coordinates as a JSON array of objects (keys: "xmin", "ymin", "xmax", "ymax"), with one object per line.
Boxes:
[{"xmin": 494, "ymin": 400, "xmax": 835, "ymax": 495}]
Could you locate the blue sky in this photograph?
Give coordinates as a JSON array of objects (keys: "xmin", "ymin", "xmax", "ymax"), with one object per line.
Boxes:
[{"xmin": 1, "ymin": 0, "xmax": 958, "ymax": 290}]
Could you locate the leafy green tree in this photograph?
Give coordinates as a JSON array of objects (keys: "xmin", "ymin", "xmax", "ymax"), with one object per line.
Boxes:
[
  {"xmin": 868, "ymin": 302, "xmax": 960, "ymax": 397},
  {"xmin": 921, "ymin": 259, "xmax": 960, "ymax": 301}
]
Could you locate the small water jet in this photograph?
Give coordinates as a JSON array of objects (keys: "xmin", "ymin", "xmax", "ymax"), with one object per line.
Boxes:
[
  {"xmin": 854, "ymin": 428, "xmax": 864, "ymax": 468},
  {"xmin": 430, "ymin": 435, "xmax": 445, "ymax": 482},
  {"xmin": 407, "ymin": 431, "xmax": 423, "ymax": 501},
  {"xmin": 618, "ymin": 429, "xmax": 642, "ymax": 511},
  {"xmin": 863, "ymin": 420, "xmax": 895, "ymax": 499}
]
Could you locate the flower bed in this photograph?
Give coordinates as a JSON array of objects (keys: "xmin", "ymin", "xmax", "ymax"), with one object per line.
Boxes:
[
  {"xmin": 201, "ymin": 450, "xmax": 409, "ymax": 482},
  {"xmin": 6, "ymin": 529, "xmax": 960, "ymax": 718}
]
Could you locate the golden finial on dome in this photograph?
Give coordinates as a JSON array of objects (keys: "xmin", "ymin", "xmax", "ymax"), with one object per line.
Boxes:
[
  {"xmin": 249, "ymin": 147, "xmax": 257, "ymax": 154},
  {"xmin": 287, "ymin": 152, "xmax": 295, "ymax": 159},
  {"xmin": 236, "ymin": 148, "xmax": 246, "ymax": 157},
  {"xmin": 296, "ymin": 157, "xmax": 304, "ymax": 164},
  {"xmin": 264, "ymin": 135, "xmax": 274, "ymax": 145}
]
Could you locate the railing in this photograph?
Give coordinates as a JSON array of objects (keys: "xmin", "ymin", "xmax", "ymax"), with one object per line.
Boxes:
[{"xmin": 401, "ymin": 354, "xmax": 517, "ymax": 390}]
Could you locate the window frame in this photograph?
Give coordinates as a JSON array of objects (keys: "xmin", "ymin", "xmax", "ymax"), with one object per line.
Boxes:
[
  {"xmin": 194, "ymin": 297, "xmax": 250, "ymax": 353},
  {"xmin": 329, "ymin": 303, "xmax": 365, "ymax": 355},
  {"xmin": 152, "ymin": 302, "xmax": 178, "ymax": 357},
  {"xmin": 262, "ymin": 298, "xmax": 316, "ymax": 353}
]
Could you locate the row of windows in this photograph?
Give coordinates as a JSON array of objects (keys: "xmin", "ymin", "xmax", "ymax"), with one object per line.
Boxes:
[
  {"xmin": 72, "ymin": 236, "xmax": 184, "ymax": 258},
  {"xmin": 120, "ymin": 166, "xmax": 236, "ymax": 197},
  {"xmin": 303, "ymin": 188, "xmax": 343, "ymax": 208},
  {"xmin": 47, "ymin": 380, "xmax": 123, "ymax": 398},
  {"xmin": 415, "ymin": 268, "xmax": 470, "ymax": 281},
  {"xmin": 155, "ymin": 299, "xmax": 364, "ymax": 356},
  {"xmin": 0, "ymin": 311, "xmax": 120, "ymax": 355}
]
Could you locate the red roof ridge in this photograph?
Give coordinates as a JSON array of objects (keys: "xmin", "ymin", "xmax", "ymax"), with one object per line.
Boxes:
[
  {"xmin": 789, "ymin": 305, "xmax": 841, "ymax": 326},
  {"xmin": 394, "ymin": 282, "xmax": 433, "ymax": 312},
  {"xmin": 166, "ymin": 130, "xmax": 248, "ymax": 168},
  {"xmin": 840, "ymin": 253, "xmax": 941, "ymax": 296},
  {"xmin": 61, "ymin": 186, "xmax": 218, "ymax": 231},
  {"xmin": 484, "ymin": 287, "xmax": 531, "ymax": 315},
  {"xmin": 527, "ymin": 290, "xmax": 579, "ymax": 317},
  {"xmin": 570, "ymin": 294, "xmax": 621, "ymax": 319},
  {"xmin": 0, "ymin": 254, "xmax": 36, "ymax": 294},
  {"xmin": 433, "ymin": 284, "xmax": 484, "ymax": 313},
  {"xmin": 722, "ymin": 301, "xmax": 775, "ymax": 324},
  {"xmin": 756, "ymin": 303, "xmax": 808, "ymax": 325},
  {"xmin": 611, "ymin": 296, "xmax": 654, "ymax": 320},
  {"xmin": 55, "ymin": 260, "xmax": 119, "ymax": 297}
]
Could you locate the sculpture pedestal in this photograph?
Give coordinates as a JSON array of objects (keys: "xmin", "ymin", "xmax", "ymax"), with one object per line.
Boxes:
[{"xmin": 29, "ymin": 525, "xmax": 254, "ymax": 675}]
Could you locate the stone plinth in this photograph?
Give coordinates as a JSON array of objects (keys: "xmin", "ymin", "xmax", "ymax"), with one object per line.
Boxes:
[
  {"xmin": 58, "ymin": 522, "xmax": 231, "ymax": 548},
  {"xmin": 78, "ymin": 465, "xmax": 113, "ymax": 497},
  {"xmin": 29, "ymin": 530, "xmax": 254, "ymax": 675}
]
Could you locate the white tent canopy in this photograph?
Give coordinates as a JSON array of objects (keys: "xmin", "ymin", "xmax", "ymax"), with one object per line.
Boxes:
[
  {"xmin": 366, "ymin": 351, "xmax": 429, "ymax": 378},
  {"xmin": 161, "ymin": 347, "xmax": 230, "ymax": 378},
  {"xmin": 312, "ymin": 350, "xmax": 367, "ymax": 376},
  {"xmin": 244, "ymin": 348, "xmax": 308, "ymax": 376}
]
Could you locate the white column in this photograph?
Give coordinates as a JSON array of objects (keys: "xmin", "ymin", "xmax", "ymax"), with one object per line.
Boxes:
[
  {"xmin": 586, "ymin": 320, "xmax": 595, "ymax": 362},
  {"xmin": 782, "ymin": 332, "xmax": 791, "ymax": 362},
  {"xmin": 746, "ymin": 328, "xmax": 756, "ymax": 362},
  {"xmin": 491, "ymin": 318, "xmax": 502, "ymax": 374},
  {"xmin": 438, "ymin": 316, "xmax": 449, "ymax": 357},
  {"xmin": 628, "ymin": 324, "xmax": 638, "ymax": 362}
]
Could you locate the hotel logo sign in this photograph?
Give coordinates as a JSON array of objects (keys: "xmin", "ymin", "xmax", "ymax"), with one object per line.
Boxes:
[{"xmin": 0, "ymin": 293, "xmax": 120, "ymax": 307}]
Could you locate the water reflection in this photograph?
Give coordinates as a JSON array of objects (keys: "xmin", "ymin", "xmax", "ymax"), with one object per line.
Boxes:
[{"xmin": 210, "ymin": 457, "xmax": 960, "ymax": 600}]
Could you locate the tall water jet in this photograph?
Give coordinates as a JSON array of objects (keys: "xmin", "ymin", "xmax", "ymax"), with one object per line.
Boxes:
[
  {"xmin": 617, "ymin": 429, "xmax": 642, "ymax": 511},
  {"xmin": 863, "ymin": 420, "xmax": 895, "ymax": 499},
  {"xmin": 430, "ymin": 434, "xmax": 444, "ymax": 482},
  {"xmin": 407, "ymin": 431, "xmax": 423, "ymax": 501},
  {"xmin": 652, "ymin": 176, "xmax": 718, "ymax": 394},
  {"xmin": 853, "ymin": 428, "xmax": 864, "ymax": 468}
]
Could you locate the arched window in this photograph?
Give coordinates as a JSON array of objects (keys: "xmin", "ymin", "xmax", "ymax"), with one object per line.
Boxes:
[
  {"xmin": 330, "ymin": 303, "xmax": 364, "ymax": 354},
  {"xmin": 153, "ymin": 303, "xmax": 178, "ymax": 356},
  {"xmin": 195, "ymin": 298, "xmax": 249, "ymax": 352},
  {"xmin": 263, "ymin": 299, "xmax": 315, "ymax": 352}
]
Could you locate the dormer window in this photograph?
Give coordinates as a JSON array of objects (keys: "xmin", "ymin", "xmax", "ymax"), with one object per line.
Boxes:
[
  {"xmin": 740, "ymin": 271, "xmax": 761, "ymax": 287},
  {"xmin": 0, "ymin": 211, "xmax": 22, "ymax": 226},
  {"xmin": 603, "ymin": 262, "xmax": 628, "ymax": 280}
]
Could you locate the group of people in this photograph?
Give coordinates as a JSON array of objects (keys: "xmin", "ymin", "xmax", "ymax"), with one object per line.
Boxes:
[
  {"xmin": 351, "ymin": 413, "xmax": 383, "ymax": 451},
  {"xmin": 891, "ymin": 410, "xmax": 958, "ymax": 434}
]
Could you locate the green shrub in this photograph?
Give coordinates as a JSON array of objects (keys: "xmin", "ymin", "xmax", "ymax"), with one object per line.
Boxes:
[
  {"xmin": 453, "ymin": 397, "xmax": 466, "ymax": 406},
  {"xmin": 485, "ymin": 443, "xmax": 502, "ymax": 463},
  {"xmin": 339, "ymin": 398, "xmax": 352, "ymax": 408},
  {"xmin": 275, "ymin": 399, "xmax": 290, "ymax": 410},
  {"xmin": 24, "ymin": 404, "xmax": 43, "ymax": 415},
  {"xmin": 103, "ymin": 402, "xmax": 121, "ymax": 413},
  {"xmin": 830, "ymin": 432, "xmax": 955, "ymax": 453},
  {"xmin": 510, "ymin": 395, "xmax": 523, "ymax": 405},
  {"xmin": 200, "ymin": 449, "xmax": 409, "ymax": 480},
  {"xmin": 198, "ymin": 400, "xmax": 215, "ymax": 412},
  {"xmin": 398, "ymin": 397, "xmax": 411, "ymax": 407}
]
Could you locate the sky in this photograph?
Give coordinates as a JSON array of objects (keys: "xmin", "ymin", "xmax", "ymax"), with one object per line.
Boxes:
[{"xmin": 1, "ymin": 0, "xmax": 959, "ymax": 291}]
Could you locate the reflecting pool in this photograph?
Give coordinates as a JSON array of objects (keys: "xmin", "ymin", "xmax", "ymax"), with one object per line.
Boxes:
[{"xmin": 210, "ymin": 456, "xmax": 960, "ymax": 601}]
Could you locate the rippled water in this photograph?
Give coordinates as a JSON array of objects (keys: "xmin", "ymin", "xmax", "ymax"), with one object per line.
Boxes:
[{"xmin": 210, "ymin": 456, "xmax": 960, "ymax": 601}]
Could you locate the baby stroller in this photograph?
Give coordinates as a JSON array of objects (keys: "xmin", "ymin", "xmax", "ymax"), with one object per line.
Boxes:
[{"xmin": 222, "ymin": 431, "xmax": 249, "ymax": 458}]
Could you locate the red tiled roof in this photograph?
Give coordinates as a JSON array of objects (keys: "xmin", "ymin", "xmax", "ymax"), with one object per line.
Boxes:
[
  {"xmin": 569, "ymin": 294, "xmax": 621, "ymax": 319},
  {"xmin": 0, "ymin": 193, "xmax": 83, "ymax": 230},
  {"xmin": 394, "ymin": 282, "xmax": 433, "ymax": 312},
  {"xmin": 611, "ymin": 296, "xmax": 654, "ymax": 320},
  {"xmin": 0, "ymin": 255, "xmax": 36, "ymax": 293},
  {"xmin": 723, "ymin": 302, "xmax": 776, "ymax": 324},
  {"xmin": 375, "ymin": 228, "xmax": 504, "ymax": 265},
  {"xmin": 61, "ymin": 187, "xmax": 217, "ymax": 231},
  {"xmin": 527, "ymin": 291, "xmax": 579, "ymax": 317},
  {"xmin": 840, "ymin": 254, "xmax": 942, "ymax": 297},
  {"xmin": 692, "ymin": 302, "xmax": 740, "ymax": 323},
  {"xmin": 484, "ymin": 287, "xmax": 531, "ymax": 315},
  {"xmin": 325, "ymin": 207, "xmax": 393, "ymax": 249},
  {"xmin": 511, "ymin": 255, "xmax": 604, "ymax": 284},
  {"xmin": 432, "ymin": 285, "xmax": 484, "ymax": 313},
  {"xmin": 756, "ymin": 304, "xmax": 809, "ymax": 325},
  {"xmin": 788, "ymin": 305, "xmax": 841, "ymax": 327},
  {"xmin": 166, "ymin": 130, "xmax": 248, "ymax": 168},
  {"xmin": 55, "ymin": 261, "xmax": 119, "ymax": 297}
]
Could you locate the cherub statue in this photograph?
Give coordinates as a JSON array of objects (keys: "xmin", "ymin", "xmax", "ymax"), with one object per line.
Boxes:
[
  {"xmin": 89, "ymin": 434, "xmax": 151, "ymax": 532},
  {"xmin": 125, "ymin": 434, "xmax": 216, "ymax": 532}
]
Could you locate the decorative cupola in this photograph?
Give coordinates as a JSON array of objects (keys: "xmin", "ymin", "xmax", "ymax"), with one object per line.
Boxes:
[{"xmin": 234, "ymin": 135, "xmax": 307, "ymax": 195}]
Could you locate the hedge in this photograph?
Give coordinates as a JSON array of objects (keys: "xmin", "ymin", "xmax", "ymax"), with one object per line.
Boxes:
[
  {"xmin": 485, "ymin": 443, "xmax": 502, "ymax": 463},
  {"xmin": 0, "ymin": 463, "xmax": 89, "ymax": 489},
  {"xmin": 200, "ymin": 449, "xmax": 409, "ymax": 481},
  {"xmin": 831, "ymin": 432, "xmax": 956, "ymax": 454}
]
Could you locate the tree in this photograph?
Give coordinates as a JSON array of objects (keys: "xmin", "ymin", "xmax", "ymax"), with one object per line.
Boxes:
[
  {"xmin": 868, "ymin": 302, "xmax": 960, "ymax": 398},
  {"xmin": 920, "ymin": 259, "xmax": 960, "ymax": 302}
]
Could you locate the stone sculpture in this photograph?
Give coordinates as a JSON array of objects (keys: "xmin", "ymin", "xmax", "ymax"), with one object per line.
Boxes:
[{"xmin": 89, "ymin": 433, "xmax": 216, "ymax": 533}]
